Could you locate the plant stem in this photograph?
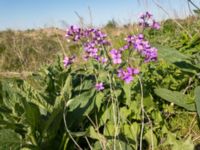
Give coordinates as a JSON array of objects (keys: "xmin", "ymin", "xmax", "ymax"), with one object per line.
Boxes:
[
  {"xmin": 108, "ymin": 73, "xmax": 117, "ymax": 150},
  {"xmin": 30, "ymin": 134, "xmax": 38, "ymax": 146},
  {"xmin": 139, "ymin": 76, "xmax": 144, "ymax": 150},
  {"xmin": 63, "ymin": 103, "xmax": 83, "ymax": 150}
]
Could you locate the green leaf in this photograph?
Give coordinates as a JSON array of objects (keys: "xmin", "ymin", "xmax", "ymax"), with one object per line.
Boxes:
[
  {"xmin": 123, "ymin": 83, "xmax": 131, "ymax": 105},
  {"xmin": 122, "ymin": 122, "xmax": 140, "ymax": 149},
  {"xmin": 163, "ymin": 131, "xmax": 194, "ymax": 150},
  {"xmin": 22, "ymin": 100, "xmax": 40, "ymax": 131},
  {"xmin": 195, "ymin": 86, "xmax": 200, "ymax": 118},
  {"xmin": 95, "ymin": 92, "xmax": 104, "ymax": 111},
  {"xmin": 154, "ymin": 88, "xmax": 195, "ymax": 111},
  {"xmin": 0, "ymin": 129, "xmax": 22, "ymax": 150},
  {"xmin": 66, "ymin": 89, "xmax": 96, "ymax": 127},
  {"xmin": 103, "ymin": 121, "xmax": 118, "ymax": 137},
  {"xmin": 157, "ymin": 46, "xmax": 199, "ymax": 74},
  {"xmin": 54, "ymin": 74, "xmax": 72, "ymax": 108},
  {"xmin": 42, "ymin": 106, "xmax": 63, "ymax": 141},
  {"xmin": 99, "ymin": 105, "xmax": 113, "ymax": 126},
  {"xmin": 144, "ymin": 130, "xmax": 157, "ymax": 149},
  {"xmin": 87, "ymin": 126, "xmax": 106, "ymax": 142},
  {"xmin": 143, "ymin": 95, "xmax": 155, "ymax": 112},
  {"xmin": 106, "ymin": 139, "xmax": 132, "ymax": 150},
  {"xmin": 120, "ymin": 107, "xmax": 131, "ymax": 122},
  {"xmin": 158, "ymin": 46, "xmax": 189, "ymax": 63}
]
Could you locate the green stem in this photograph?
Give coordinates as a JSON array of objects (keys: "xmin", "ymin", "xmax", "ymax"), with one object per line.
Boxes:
[
  {"xmin": 138, "ymin": 76, "xmax": 144, "ymax": 150},
  {"xmin": 30, "ymin": 134, "xmax": 38, "ymax": 146}
]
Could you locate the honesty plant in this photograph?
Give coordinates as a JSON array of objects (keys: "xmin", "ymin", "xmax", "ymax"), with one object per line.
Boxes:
[
  {"xmin": 1, "ymin": 12, "xmax": 196, "ymax": 150},
  {"xmin": 64, "ymin": 13, "xmax": 159, "ymax": 88}
]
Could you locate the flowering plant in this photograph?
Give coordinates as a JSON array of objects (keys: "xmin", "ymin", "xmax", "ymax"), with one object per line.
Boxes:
[
  {"xmin": 64, "ymin": 13, "xmax": 158, "ymax": 89},
  {"xmin": 60, "ymin": 12, "xmax": 160, "ymax": 149},
  {"xmin": 0, "ymin": 12, "xmax": 195, "ymax": 150}
]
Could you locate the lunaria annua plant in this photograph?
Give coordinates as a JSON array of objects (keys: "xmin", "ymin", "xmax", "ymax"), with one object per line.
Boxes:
[{"xmin": 64, "ymin": 12, "xmax": 159, "ymax": 91}]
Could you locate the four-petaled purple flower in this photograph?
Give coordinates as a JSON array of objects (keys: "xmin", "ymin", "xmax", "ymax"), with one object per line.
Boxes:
[
  {"xmin": 65, "ymin": 25, "xmax": 83, "ymax": 41},
  {"xmin": 117, "ymin": 67, "xmax": 140, "ymax": 84},
  {"xmin": 110, "ymin": 49, "xmax": 122, "ymax": 64},
  {"xmin": 63, "ymin": 56, "xmax": 75, "ymax": 67},
  {"xmin": 95, "ymin": 82, "xmax": 104, "ymax": 91}
]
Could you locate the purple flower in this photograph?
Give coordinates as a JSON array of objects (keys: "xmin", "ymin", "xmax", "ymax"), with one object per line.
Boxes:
[
  {"xmin": 124, "ymin": 34, "xmax": 158, "ymax": 62},
  {"xmin": 139, "ymin": 12, "xmax": 160, "ymax": 30},
  {"xmin": 151, "ymin": 20, "xmax": 160, "ymax": 30},
  {"xmin": 83, "ymin": 42, "xmax": 98, "ymax": 58},
  {"xmin": 110, "ymin": 49, "xmax": 122, "ymax": 64},
  {"xmin": 63, "ymin": 56, "xmax": 75, "ymax": 67},
  {"xmin": 143, "ymin": 47, "xmax": 158, "ymax": 62},
  {"xmin": 133, "ymin": 68, "xmax": 140, "ymax": 74},
  {"xmin": 140, "ymin": 12, "xmax": 152, "ymax": 20},
  {"xmin": 101, "ymin": 57, "xmax": 108, "ymax": 63},
  {"xmin": 65, "ymin": 25, "xmax": 83, "ymax": 41},
  {"xmin": 117, "ymin": 67, "xmax": 140, "ymax": 84},
  {"xmin": 95, "ymin": 82, "xmax": 104, "ymax": 91}
]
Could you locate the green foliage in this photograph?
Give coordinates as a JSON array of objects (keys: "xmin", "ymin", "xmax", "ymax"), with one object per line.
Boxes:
[
  {"xmin": 154, "ymin": 88, "xmax": 195, "ymax": 111},
  {"xmin": 1, "ymin": 16, "xmax": 200, "ymax": 149},
  {"xmin": 105, "ymin": 19, "xmax": 118, "ymax": 28},
  {"xmin": 0, "ymin": 129, "xmax": 22, "ymax": 150},
  {"xmin": 1, "ymin": 54, "xmax": 198, "ymax": 149}
]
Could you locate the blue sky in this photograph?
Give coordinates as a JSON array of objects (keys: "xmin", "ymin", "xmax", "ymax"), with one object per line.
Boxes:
[{"xmin": 0, "ymin": 0, "xmax": 199, "ymax": 30}]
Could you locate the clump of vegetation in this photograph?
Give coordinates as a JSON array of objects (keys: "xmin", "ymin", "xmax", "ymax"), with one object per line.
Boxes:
[
  {"xmin": 105, "ymin": 19, "xmax": 118, "ymax": 28},
  {"xmin": 0, "ymin": 11, "xmax": 200, "ymax": 150}
]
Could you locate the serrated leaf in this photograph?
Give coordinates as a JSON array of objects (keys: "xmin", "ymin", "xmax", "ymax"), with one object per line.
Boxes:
[{"xmin": 154, "ymin": 88, "xmax": 195, "ymax": 111}]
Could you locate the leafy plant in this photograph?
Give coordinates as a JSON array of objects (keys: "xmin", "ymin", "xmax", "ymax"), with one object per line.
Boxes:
[{"xmin": 1, "ymin": 12, "xmax": 200, "ymax": 150}]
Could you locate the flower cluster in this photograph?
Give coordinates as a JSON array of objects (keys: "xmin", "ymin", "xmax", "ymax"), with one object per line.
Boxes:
[
  {"xmin": 64, "ymin": 12, "xmax": 159, "ymax": 87},
  {"xmin": 65, "ymin": 26, "xmax": 110, "ymax": 63},
  {"xmin": 117, "ymin": 67, "xmax": 140, "ymax": 84},
  {"xmin": 125, "ymin": 34, "xmax": 157, "ymax": 62},
  {"xmin": 139, "ymin": 12, "xmax": 160, "ymax": 30},
  {"xmin": 65, "ymin": 25, "xmax": 83, "ymax": 41}
]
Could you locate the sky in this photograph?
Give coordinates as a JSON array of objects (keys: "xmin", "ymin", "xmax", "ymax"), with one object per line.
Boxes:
[{"xmin": 0, "ymin": 0, "xmax": 200, "ymax": 30}]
